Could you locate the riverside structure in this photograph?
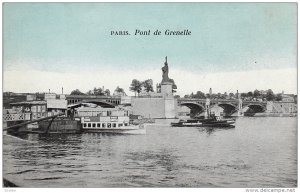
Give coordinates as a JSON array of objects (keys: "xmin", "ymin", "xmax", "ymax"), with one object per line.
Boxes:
[{"xmin": 131, "ymin": 57, "xmax": 178, "ymax": 119}]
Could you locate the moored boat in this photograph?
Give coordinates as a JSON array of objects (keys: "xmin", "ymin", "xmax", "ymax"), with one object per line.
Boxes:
[
  {"xmin": 77, "ymin": 106, "xmax": 146, "ymax": 134},
  {"xmin": 171, "ymin": 115, "xmax": 235, "ymax": 128}
]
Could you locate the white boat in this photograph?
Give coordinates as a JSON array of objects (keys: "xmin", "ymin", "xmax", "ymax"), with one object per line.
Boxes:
[
  {"xmin": 77, "ymin": 106, "xmax": 146, "ymax": 134},
  {"xmin": 82, "ymin": 123, "xmax": 146, "ymax": 134}
]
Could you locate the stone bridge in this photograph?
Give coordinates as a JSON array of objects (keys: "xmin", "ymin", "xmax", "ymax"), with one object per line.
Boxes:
[
  {"xmin": 66, "ymin": 95, "xmax": 296, "ymax": 117},
  {"xmin": 178, "ymin": 98, "xmax": 267, "ymax": 117}
]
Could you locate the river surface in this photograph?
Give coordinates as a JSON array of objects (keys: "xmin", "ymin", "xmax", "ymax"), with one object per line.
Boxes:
[{"xmin": 3, "ymin": 117, "xmax": 297, "ymax": 188}]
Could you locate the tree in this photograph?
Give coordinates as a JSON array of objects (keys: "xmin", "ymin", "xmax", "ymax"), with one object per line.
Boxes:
[
  {"xmin": 115, "ymin": 86, "xmax": 124, "ymax": 93},
  {"xmin": 266, "ymin": 89, "xmax": 275, "ymax": 101},
  {"xmin": 247, "ymin": 92, "xmax": 253, "ymax": 97},
  {"xmin": 253, "ymin": 89, "xmax": 260, "ymax": 98},
  {"xmin": 190, "ymin": 92, "xmax": 194, "ymax": 98},
  {"xmin": 229, "ymin": 93, "xmax": 235, "ymax": 99},
  {"xmin": 104, "ymin": 89, "xmax": 111, "ymax": 96},
  {"xmin": 93, "ymin": 87, "xmax": 104, "ymax": 96},
  {"xmin": 194, "ymin": 91, "xmax": 206, "ymax": 99},
  {"xmin": 224, "ymin": 92, "xmax": 228, "ymax": 98},
  {"xmin": 184, "ymin": 94, "xmax": 190, "ymax": 98},
  {"xmin": 211, "ymin": 94, "xmax": 217, "ymax": 99},
  {"xmin": 275, "ymin": 93, "xmax": 282, "ymax": 101},
  {"xmin": 70, "ymin": 89, "xmax": 85, "ymax": 95},
  {"xmin": 174, "ymin": 95, "xmax": 180, "ymax": 98},
  {"xmin": 241, "ymin": 93, "xmax": 247, "ymax": 98},
  {"xmin": 143, "ymin": 79, "xmax": 154, "ymax": 92},
  {"xmin": 114, "ymin": 86, "xmax": 125, "ymax": 96},
  {"xmin": 85, "ymin": 87, "xmax": 107, "ymax": 96},
  {"xmin": 129, "ymin": 79, "xmax": 142, "ymax": 96},
  {"xmin": 86, "ymin": 90, "xmax": 93, "ymax": 95}
]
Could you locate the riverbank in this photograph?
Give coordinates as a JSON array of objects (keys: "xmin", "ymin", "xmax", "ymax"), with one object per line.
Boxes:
[
  {"xmin": 253, "ymin": 112, "xmax": 297, "ymax": 117},
  {"xmin": 3, "ymin": 178, "xmax": 18, "ymax": 187}
]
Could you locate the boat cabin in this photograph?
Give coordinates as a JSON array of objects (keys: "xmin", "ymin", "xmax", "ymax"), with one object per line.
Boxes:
[{"xmin": 76, "ymin": 106, "xmax": 131, "ymax": 129}]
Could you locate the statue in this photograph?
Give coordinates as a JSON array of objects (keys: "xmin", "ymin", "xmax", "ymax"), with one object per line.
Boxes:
[
  {"xmin": 162, "ymin": 56, "xmax": 169, "ymax": 83},
  {"xmin": 160, "ymin": 56, "xmax": 177, "ymax": 89}
]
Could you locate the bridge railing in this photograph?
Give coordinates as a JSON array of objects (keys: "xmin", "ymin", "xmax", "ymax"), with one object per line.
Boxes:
[
  {"xmin": 178, "ymin": 99, "xmax": 239, "ymax": 103},
  {"xmin": 3, "ymin": 113, "xmax": 31, "ymax": 122},
  {"xmin": 179, "ymin": 98, "xmax": 268, "ymax": 104}
]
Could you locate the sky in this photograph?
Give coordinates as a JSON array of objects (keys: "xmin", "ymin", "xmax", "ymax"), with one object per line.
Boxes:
[{"xmin": 3, "ymin": 3, "xmax": 297, "ymax": 96}]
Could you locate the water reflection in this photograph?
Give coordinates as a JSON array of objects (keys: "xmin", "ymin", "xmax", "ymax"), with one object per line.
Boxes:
[
  {"xmin": 123, "ymin": 150, "xmax": 179, "ymax": 171},
  {"xmin": 198, "ymin": 127, "xmax": 235, "ymax": 135}
]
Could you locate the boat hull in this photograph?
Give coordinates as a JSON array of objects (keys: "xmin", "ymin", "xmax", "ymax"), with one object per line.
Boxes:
[
  {"xmin": 171, "ymin": 118, "xmax": 235, "ymax": 128},
  {"xmin": 82, "ymin": 128, "xmax": 146, "ymax": 134},
  {"xmin": 82, "ymin": 125, "xmax": 146, "ymax": 134}
]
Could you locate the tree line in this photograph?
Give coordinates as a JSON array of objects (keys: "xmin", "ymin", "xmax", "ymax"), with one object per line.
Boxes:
[
  {"xmin": 70, "ymin": 82, "xmax": 294, "ymax": 103},
  {"xmin": 184, "ymin": 89, "xmax": 288, "ymax": 101},
  {"xmin": 70, "ymin": 79, "xmax": 155, "ymax": 97},
  {"xmin": 129, "ymin": 79, "xmax": 154, "ymax": 96},
  {"xmin": 70, "ymin": 86, "xmax": 126, "ymax": 96}
]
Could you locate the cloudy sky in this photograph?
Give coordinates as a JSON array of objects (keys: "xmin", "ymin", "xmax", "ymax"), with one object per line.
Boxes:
[{"xmin": 3, "ymin": 3, "xmax": 297, "ymax": 96}]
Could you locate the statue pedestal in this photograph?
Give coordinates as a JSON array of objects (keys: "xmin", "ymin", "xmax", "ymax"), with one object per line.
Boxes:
[
  {"xmin": 161, "ymin": 82, "xmax": 173, "ymax": 98},
  {"xmin": 161, "ymin": 82, "xmax": 176, "ymax": 118}
]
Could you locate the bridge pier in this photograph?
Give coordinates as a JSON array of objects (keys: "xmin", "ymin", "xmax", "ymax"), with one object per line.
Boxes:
[
  {"xmin": 204, "ymin": 98, "xmax": 210, "ymax": 118},
  {"xmin": 237, "ymin": 98, "xmax": 244, "ymax": 117}
]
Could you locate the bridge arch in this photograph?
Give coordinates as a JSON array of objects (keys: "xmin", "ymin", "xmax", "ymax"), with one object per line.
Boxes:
[
  {"xmin": 216, "ymin": 103, "xmax": 238, "ymax": 116},
  {"xmin": 180, "ymin": 102, "xmax": 205, "ymax": 117},
  {"xmin": 68, "ymin": 100, "xmax": 116, "ymax": 109},
  {"xmin": 243, "ymin": 104, "xmax": 266, "ymax": 115}
]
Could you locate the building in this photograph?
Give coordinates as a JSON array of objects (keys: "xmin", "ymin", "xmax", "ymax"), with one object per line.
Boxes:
[
  {"xmin": 281, "ymin": 94, "xmax": 295, "ymax": 102},
  {"xmin": 45, "ymin": 93, "xmax": 68, "ymax": 116},
  {"xmin": 9, "ymin": 101, "xmax": 47, "ymax": 120}
]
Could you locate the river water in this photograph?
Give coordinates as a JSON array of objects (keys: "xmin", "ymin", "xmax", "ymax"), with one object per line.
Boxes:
[{"xmin": 3, "ymin": 117, "xmax": 297, "ymax": 188}]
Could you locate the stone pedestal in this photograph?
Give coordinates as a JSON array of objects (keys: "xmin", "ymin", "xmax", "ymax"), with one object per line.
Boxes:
[
  {"xmin": 131, "ymin": 81, "xmax": 177, "ymax": 118},
  {"xmin": 131, "ymin": 97, "xmax": 177, "ymax": 118},
  {"xmin": 161, "ymin": 82, "xmax": 173, "ymax": 98},
  {"xmin": 164, "ymin": 97, "xmax": 177, "ymax": 118}
]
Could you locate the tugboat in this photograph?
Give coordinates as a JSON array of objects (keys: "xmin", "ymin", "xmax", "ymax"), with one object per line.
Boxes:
[{"xmin": 171, "ymin": 114, "xmax": 235, "ymax": 128}]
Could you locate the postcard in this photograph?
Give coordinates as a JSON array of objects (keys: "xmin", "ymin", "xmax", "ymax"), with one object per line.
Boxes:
[{"xmin": 2, "ymin": 2, "xmax": 297, "ymax": 191}]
